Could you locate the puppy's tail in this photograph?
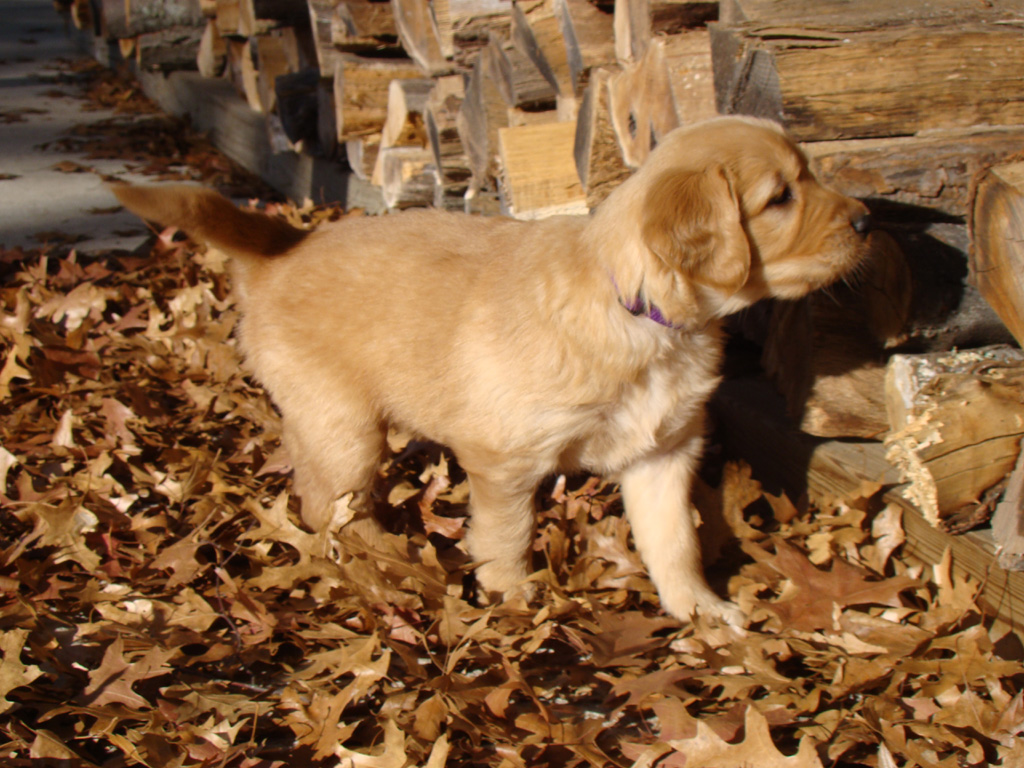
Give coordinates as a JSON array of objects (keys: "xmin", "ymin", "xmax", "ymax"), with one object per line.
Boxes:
[{"xmin": 110, "ymin": 183, "xmax": 308, "ymax": 259}]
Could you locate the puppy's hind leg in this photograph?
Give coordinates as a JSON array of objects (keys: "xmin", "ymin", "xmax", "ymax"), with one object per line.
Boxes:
[
  {"xmin": 620, "ymin": 446, "xmax": 744, "ymax": 626},
  {"xmin": 280, "ymin": 405, "xmax": 388, "ymax": 556}
]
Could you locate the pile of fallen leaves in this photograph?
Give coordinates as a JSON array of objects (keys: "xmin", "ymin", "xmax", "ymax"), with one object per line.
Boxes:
[
  {"xmin": 2, "ymin": 219, "xmax": 1022, "ymax": 768},
  {"xmin": 2, "ymin": 51, "xmax": 1023, "ymax": 768}
]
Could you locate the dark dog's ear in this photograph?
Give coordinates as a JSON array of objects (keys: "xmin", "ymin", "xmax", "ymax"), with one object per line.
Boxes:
[{"xmin": 641, "ymin": 166, "xmax": 751, "ymax": 293}]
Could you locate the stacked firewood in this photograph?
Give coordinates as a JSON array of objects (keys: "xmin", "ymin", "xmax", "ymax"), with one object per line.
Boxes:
[
  {"xmin": 89, "ymin": 0, "xmax": 720, "ymax": 213},
  {"xmin": 712, "ymin": 0, "xmax": 1024, "ymax": 555}
]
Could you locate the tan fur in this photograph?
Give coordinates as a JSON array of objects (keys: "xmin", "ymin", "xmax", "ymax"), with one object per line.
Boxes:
[{"xmin": 112, "ymin": 117, "xmax": 872, "ymax": 624}]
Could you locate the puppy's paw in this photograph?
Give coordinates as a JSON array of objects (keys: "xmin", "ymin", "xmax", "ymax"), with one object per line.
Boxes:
[
  {"xmin": 474, "ymin": 560, "xmax": 536, "ymax": 606},
  {"xmin": 663, "ymin": 588, "xmax": 745, "ymax": 627},
  {"xmin": 695, "ymin": 594, "xmax": 745, "ymax": 628}
]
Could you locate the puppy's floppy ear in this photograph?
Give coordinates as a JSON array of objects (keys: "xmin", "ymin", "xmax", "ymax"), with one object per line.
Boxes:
[{"xmin": 641, "ymin": 166, "xmax": 751, "ymax": 293}]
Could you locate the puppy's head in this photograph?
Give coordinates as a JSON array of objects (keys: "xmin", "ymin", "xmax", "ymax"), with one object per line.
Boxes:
[{"xmin": 631, "ymin": 117, "xmax": 871, "ymax": 326}]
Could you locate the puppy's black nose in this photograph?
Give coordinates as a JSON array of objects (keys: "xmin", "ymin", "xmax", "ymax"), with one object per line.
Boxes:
[{"xmin": 852, "ymin": 212, "xmax": 872, "ymax": 235}]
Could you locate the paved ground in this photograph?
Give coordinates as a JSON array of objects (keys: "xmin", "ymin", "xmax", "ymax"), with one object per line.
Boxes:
[{"xmin": 0, "ymin": 0, "xmax": 155, "ymax": 253}]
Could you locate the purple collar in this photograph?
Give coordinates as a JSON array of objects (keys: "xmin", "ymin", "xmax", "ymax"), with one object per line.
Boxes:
[{"xmin": 611, "ymin": 275, "xmax": 680, "ymax": 328}]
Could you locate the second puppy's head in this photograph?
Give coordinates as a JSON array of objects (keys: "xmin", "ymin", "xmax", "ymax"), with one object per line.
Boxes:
[{"xmin": 613, "ymin": 117, "xmax": 872, "ymax": 327}]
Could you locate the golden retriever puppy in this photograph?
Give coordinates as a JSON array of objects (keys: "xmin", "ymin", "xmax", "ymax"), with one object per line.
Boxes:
[{"xmin": 112, "ymin": 116, "xmax": 872, "ymax": 624}]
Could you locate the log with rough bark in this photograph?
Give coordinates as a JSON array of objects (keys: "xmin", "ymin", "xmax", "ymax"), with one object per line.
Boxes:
[
  {"xmin": 391, "ymin": 0, "xmax": 449, "ymax": 74},
  {"xmin": 371, "ymin": 78, "xmax": 434, "ymax": 185},
  {"xmin": 719, "ymin": 0, "xmax": 975, "ymax": 26},
  {"xmin": 333, "ymin": 56, "xmax": 423, "ymax": 141},
  {"xmin": 574, "ymin": 66, "xmax": 629, "ymax": 209},
  {"xmin": 710, "ymin": 3, "xmax": 1024, "ymax": 141},
  {"xmin": 884, "ymin": 345, "xmax": 1024, "ymax": 527},
  {"xmin": 970, "ymin": 161, "xmax": 1024, "ymax": 348},
  {"xmin": 196, "ymin": 18, "xmax": 227, "ymax": 76},
  {"xmin": 101, "ymin": 0, "xmax": 204, "ymax": 39},
  {"xmin": 760, "ymin": 230, "xmax": 912, "ymax": 439},
  {"xmin": 497, "ymin": 120, "xmax": 587, "ymax": 219},
  {"xmin": 806, "ymin": 128, "xmax": 1024, "ymax": 219}
]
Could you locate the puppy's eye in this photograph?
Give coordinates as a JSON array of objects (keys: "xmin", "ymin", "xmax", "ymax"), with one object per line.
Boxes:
[{"xmin": 767, "ymin": 185, "xmax": 792, "ymax": 208}]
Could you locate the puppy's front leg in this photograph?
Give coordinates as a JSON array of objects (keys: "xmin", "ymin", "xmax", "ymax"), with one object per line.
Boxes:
[
  {"xmin": 621, "ymin": 449, "xmax": 743, "ymax": 625},
  {"xmin": 463, "ymin": 468, "xmax": 539, "ymax": 601}
]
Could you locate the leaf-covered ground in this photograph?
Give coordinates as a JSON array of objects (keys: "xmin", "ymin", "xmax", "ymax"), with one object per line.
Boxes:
[{"xmin": 2, "ymin": 60, "xmax": 1023, "ymax": 768}]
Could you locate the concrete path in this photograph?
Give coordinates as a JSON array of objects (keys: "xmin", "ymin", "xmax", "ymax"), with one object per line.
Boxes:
[{"xmin": 0, "ymin": 0, "xmax": 154, "ymax": 253}]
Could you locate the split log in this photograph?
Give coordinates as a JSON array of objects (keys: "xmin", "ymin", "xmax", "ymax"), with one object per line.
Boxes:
[
  {"xmin": 606, "ymin": 37, "xmax": 678, "ymax": 168},
  {"xmin": 661, "ymin": 27, "xmax": 715, "ymax": 126},
  {"xmin": 425, "ymin": 75, "xmax": 471, "ymax": 208},
  {"xmin": 346, "ymin": 135, "xmax": 381, "ymax": 180},
  {"xmin": 513, "ymin": 0, "xmax": 571, "ymax": 100},
  {"xmin": 710, "ymin": 6, "xmax": 1024, "ymax": 141},
  {"xmin": 333, "ymin": 0, "xmax": 401, "ymax": 53},
  {"xmin": 254, "ymin": 29, "xmax": 302, "ymax": 113},
  {"xmin": 333, "ymin": 56, "xmax": 423, "ymax": 141},
  {"xmin": 215, "ymin": 0, "xmax": 241, "ymax": 38},
  {"xmin": 806, "ymin": 128, "xmax": 1024, "ymax": 219},
  {"xmin": 391, "ymin": 0, "xmax": 449, "ymax": 74},
  {"xmin": 237, "ymin": 0, "xmax": 308, "ymax": 37},
  {"xmin": 884, "ymin": 345, "xmax": 1024, "ymax": 526},
  {"xmin": 196, "ymin": 18, "xmax": 227, "ymax": 77},
  {"xmin": 371, "ymin": 78, "xmax": 434, "ymax": 185},
  {"xmin": 650, "ymin": 0, "xmax": 716, "ymax": 34},
  {"xmin": 553, "ymin": 0, "xmax": 615, "ymax": 91},
  {"xmin": 274, "ymin": 69, "xmax": 321, "ymax": 151},
  {"xmin": 380, "ymin": 146, "xmax": 438, "ymax": 209},
  {"xmin": 719, "ymin": 0, "xmax": 976, "ymax": 26},
  {"xmin": 970, "ymin": 161, "xmax": 1024, "ymax": 347},
  {"xmin": 134, "ymin": 27, "xmax": 205, "ymax": 71},
  {"xmin": 498, "ymin": 120, "xmax": 587, "ymax": 219},
  {"xmin": 574, "ymin": 66, "xmax": 629, "ymax": 209},
  {"xmin": 457, "ymin": 41, "xmax": 511, "ymax": 194},
  {"xmin": 760, "ymin": 230, "xmax": 912, "ymax": 439},
  {"xmin": 613, "ymin": 0, "xmax": 649, "ymax": 63},
  {"xmin": 237, "ymin": 38, "xmax": 264, "ymax": 111},
  {"xmin": 432, "ymin": 0, "xmax": 509, "ymax": 61},
  {"xmin": 316, "ymin": 78, "xmax": 338, "ymax": 158},
  {"xmin": 992, "ymin": 440, "xmax": 1024, "ymax": 571},
  {"xmin": 101, "ymin": 0, "xmax": 204, "ymax": 39},
  {"xmin": 614, "ymin": 0, "xmax": 716, "ymax": 63},
  {"xmin": 308, "ymin": 0, "xmax": 346, "ymax": 74}
]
